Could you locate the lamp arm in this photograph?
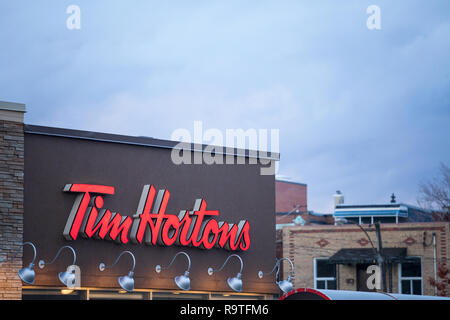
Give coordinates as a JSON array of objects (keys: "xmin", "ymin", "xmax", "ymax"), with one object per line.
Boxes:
[
  {"xmin": 160, "ymin": 251, "xmax": 191, "ymax": 273},
  {"xmin": 23, "ymin": 242, "xmax": 37, "ymax": 265},
  {"xmin": 275, "ymin": 258, "xmax": 294, "ymax": 281},
  {"xmin": 259, "ymin": 259, "xmax": 280, "ymax": 277},
  {"xmin": 212, "ymin": 254, "xmax": 243, "ymax": 274},
  {"xmin": 42, "ymin": 245, "xmax": 76, "ymax": 266},
  {"xmin": 0, "ymin": 242, "xmax": 37, "ymax": 265},
  {"xmin": 103, "ymin": 250, "xmax": 136, "ymax": 273}
]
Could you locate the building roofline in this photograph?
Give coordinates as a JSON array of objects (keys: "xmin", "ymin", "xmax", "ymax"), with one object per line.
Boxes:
[
  {"xmin": 335, "ymin": 203, "xmax": 433, "ymax": 214},
  {"xmin": 275, "ymin": 179, "xmax": 307, "ymax": 187},
  {"xmin": 24, "ymin": 124, "xmax": 280, "ymax": 161},
  {"xmin": 336, "ymin": 204, "xmax": 401, "ymax": 209},
  {"xmin": 0, "ymin": 100, "xmax": 26, "ymax": 112},
  {"xmin": 276, "ymin": 211, "xmax": 332, "ymax": 217},
  {"xmin": 283, "ymin": 220, "xmax": 449, "ymax": 232}
]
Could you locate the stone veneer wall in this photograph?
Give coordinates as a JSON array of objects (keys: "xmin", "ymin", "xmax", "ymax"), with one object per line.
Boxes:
[{"xmin": 0, "ymin": 103, "xmax": 25, "ymax": 300}]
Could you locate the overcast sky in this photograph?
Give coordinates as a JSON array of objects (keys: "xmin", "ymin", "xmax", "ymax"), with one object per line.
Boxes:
[{"xmin": 1, "ymin": 1, "xmax": 449, "ymax": 213}]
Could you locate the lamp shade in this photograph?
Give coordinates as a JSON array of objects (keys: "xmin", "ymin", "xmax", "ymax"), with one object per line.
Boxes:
[
  {"xmin": 208, "ymin": 254, "xmax": 244, "ymax": 293},
  {"xmin": 156, "ymin": 251, "xmax": 192, "ymax": 291},
  {"xmin": 58, "ymin": 270, "xmax": 76, "ymax": 287},
  {"xmin": 18, "ymin": 264, "xmax": 35, "ymax": 285},
  {"xmin": 175, "ymin": 271, "xmax": 190, "ymax": 291},
  {"xmin": 277, "ymin": 278, "xmax": 293, "ymax": 293},
  {"xmin": 258, "ymin": 257, "xmax": 295, "ymax": 294},
  {"xmin": 39, "ymin": 245, "xmax": 78, "ymax": 288},
  {"xmin": 99, "ymin": 251, "xmax": 136, "ymax": 292},
  {"xmin": 227, "ymin": 273, "xmax": 242, "ymax": 293},
  {"xmin": 118, "ymin": 272, "xmax": 134, "ymax": 292}
]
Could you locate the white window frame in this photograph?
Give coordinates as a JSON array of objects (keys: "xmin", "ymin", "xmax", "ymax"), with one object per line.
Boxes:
[
  {"xmin": 314, "ymin": 258, "xmax": 337, "ymax": 290},
  {"xmin": 339, "ymin": 215, "xmax": 400, "ymax": 225},
  {"xmin": 398, "ymin": 257, "xmax": 423, "ymax": 295}
]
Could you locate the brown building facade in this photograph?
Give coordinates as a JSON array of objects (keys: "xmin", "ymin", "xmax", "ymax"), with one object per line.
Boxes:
[{"xmin": 0, "ymin": 102, "xmax": 279, "ymax": 300}]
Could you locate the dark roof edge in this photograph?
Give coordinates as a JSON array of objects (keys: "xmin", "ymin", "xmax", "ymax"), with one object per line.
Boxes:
[{"xmin": 24, "ymin": 124, "xmax": 280, "ymax": 161}]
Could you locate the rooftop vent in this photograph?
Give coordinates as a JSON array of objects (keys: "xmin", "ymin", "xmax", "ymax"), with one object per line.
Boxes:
[{"xmin": 333, "ymin": 190, "xmax": 344, "ymax": 207}]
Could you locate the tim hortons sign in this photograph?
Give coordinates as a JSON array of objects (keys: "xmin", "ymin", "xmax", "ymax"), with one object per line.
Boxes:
[{"xmin": 62, "ymin": 184, "xmax": 251, "ymax": 251}]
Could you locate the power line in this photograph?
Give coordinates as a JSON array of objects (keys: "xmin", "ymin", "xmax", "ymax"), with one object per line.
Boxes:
[
  {"xmin": 283, "ymin": 245, "xmax": 450, "ymax": 262},
  {"xmin": 281, "ymin": 231, "xmax": 446, "ymax": 245}
]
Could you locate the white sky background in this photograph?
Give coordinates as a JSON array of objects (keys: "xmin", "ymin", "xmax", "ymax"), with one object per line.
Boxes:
[{"xmin": 1, "ymin": 1, "xmax": 449, "ymax": 213}]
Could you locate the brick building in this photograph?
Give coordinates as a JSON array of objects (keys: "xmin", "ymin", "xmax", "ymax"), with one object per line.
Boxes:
[
  {"xmin": 275, "ymin": 179, "xmax": 333, "ymax": 227},
  {"xmin": 281, "ymin": 193, "xmax": 450, "ymax": 297},
  {"xmin": 276, "ymin": 179, "xmax": 307, "ymax": 216},
  {"xmin": 275, "ymin": 179, "xmax": 334, "ymax": 279}
]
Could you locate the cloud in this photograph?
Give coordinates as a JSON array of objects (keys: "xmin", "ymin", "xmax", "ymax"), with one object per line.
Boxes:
[{"xmin": 1, "ymin": 1, "xmax": 449, "ymax": 212}]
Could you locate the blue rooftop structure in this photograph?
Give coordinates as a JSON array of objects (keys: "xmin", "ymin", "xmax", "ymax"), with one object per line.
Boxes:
[{"xmin": 334, "ymin": 203, "xmax": 433, "ymax": 224}]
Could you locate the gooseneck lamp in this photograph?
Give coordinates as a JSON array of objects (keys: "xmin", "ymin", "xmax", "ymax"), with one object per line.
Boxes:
[
  {"xmin": 99, "ymin": 250, "xmax": 136, "ymax": 292},
  {"xmin": 155, "ymin": 251, "xmax": 192, "ymax": 291},
  {"xmin": 258, "ymin": 257, "xmax": 294, "ymax": 293},
  {"xmin": 38, "ymin": 245, "xmax": 77, "ymax": 287},
  {"xmin": 0, "ymin": 242, "xmax": 38, "ymax": 285},
  {"xmin": 18, "ymin": 242, "xmax": 38, "ymax": 285},
  {"xmin": 208, "ymin": 254, "xmax": 244, "ymax": 293}
]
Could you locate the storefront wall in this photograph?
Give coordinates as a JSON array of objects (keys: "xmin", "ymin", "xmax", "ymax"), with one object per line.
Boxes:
[{"xmin": 6, "ymin": 122, "xmax": 278, "ymax": 299}]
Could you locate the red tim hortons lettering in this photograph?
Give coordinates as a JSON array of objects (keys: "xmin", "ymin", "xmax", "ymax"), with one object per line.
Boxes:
[
  {"xmin": 62, "ymin": 184, "xmax": 115, "ymax": 240},
  {"xmin": 79, "ymin": 196, "xmax": 132, "ymax": 244},
  {"xmin": 63, "ymin": 184, "xmax": 251, "ymax": 251}
]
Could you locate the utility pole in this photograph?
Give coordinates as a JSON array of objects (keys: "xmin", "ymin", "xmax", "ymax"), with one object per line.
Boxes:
[{"xmin": 375, "ymin": 222, "xmax": 386, "ymax": 292}]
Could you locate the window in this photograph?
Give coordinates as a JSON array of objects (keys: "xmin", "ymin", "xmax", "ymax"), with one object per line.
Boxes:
[
  {"xmin": 23, "ymin": 289, "xmax": 85, "ymax": 300},
  {"xmin": 22, "ymin": 288, "xmax": 271, "ymax": 300},
  {"xmin": 360, "ymin": 217, "xmax": 372, "ymax": 225},
  {"xmin": 373, "ymin": 217, "xmax": 397, "ymax": 224},
  {"xmin": 314, "ymin": 258, "xmax": 337, "ymax": 290},
  {"xmin": 399, "ymin": 257, "xmax": 422, "ymax": 295}
]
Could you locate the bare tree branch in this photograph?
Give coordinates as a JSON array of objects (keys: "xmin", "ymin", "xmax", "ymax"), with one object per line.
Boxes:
[{"xmin": 417, "ymin": 162, "xmax": 450, "ymax": 216}]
